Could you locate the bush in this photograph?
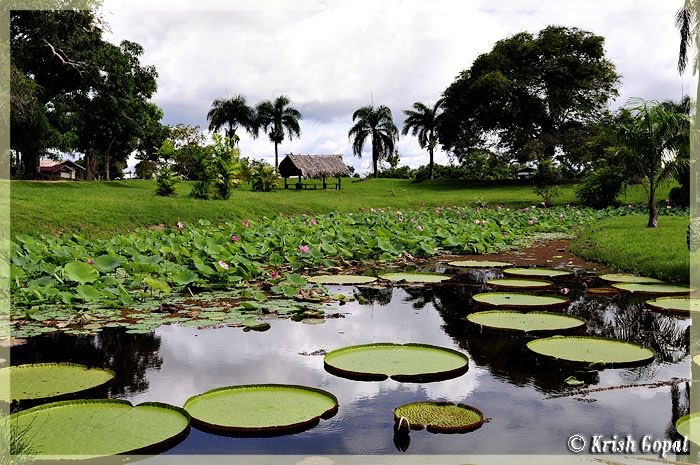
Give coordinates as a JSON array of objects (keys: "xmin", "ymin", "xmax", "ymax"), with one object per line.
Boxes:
[
  {"xmin": 249, "ymin": 161, "xmax": 279, "ymax": 192},
  {"xmin": 154, "ymin": 166, "xmax": 180, "ymax": 196},
  {"xmin": 575, "ymin": 165, "xmax": 626, "ymax": 209},
  {"xmin": 669, "ymin": 184, "xmax": 689, "ymax": 207},
  {"xmin": 378, "ymin": 166, "xmax": 414, "ymax": 179}
]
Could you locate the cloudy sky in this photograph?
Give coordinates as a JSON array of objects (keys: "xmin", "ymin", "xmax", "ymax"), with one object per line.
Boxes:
[{"xmin": 101, "ymin": 0, "xmax": 696, "ymax": 175}]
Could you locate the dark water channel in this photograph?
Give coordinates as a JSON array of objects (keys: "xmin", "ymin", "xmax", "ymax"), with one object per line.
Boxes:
[{"xmin": 11, "ymin": 268, "xmax": 692, "ymax": 455}]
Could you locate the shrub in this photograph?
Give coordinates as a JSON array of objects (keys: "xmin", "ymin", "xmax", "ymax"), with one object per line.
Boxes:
[
  {"xmin": 575, "ymin": 165, "xmax": 626, "ymax": 208},
  {"xmin": 154, "ymin": 166, "xmax": 180, "ymax": 196},
  {"xmin": 212, "ymin": 135, "xmax": 242, "ymax": 200},
  {"xmin": 378, "ymin": 166, "xmax": 414, "ymax": 179},
  {"xmin": 249, "ymin": 161, "xmax": 280, "ymax": 192}
]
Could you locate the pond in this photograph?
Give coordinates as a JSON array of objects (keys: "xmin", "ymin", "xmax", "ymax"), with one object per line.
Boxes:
[{"xmin": 9, "ymin": 267, "xmax": 691, "ymax": 456}]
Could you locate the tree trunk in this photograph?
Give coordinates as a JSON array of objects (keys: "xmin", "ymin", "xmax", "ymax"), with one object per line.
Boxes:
[
  {"xmin": 21, "ymin": 149, "xmax": 40, "ymax": 179},
  {"xmin": 86, "ymin": 150, "xmax": 96, "ymax": 181},
  {"xmin": 372, "ymin": 144, "xmax": 378, "ymax": 178},
  {"xmin": 429, "ymin": 147, "xmax": 434, "ymax": 180},
  {"xmin": 104, "ymin": 138, "xmax": 116, "ymax": 181},
  {"xmin": 647, "ymin": 179, "xmax": 658, "ymax": 227},
  {"xmin": 274, "ymin": 142, "xmax": 279, "ymax": 172}
]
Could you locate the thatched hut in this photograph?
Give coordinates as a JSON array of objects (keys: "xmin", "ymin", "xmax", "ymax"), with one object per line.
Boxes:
[{"xmin": 278, "ymin": 154, "xmax": 350, "ymax": 190}]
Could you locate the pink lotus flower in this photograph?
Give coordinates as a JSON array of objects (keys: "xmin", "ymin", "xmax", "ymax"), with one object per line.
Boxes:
[
  {"xmin": 559, "ymin": 214, "xmax": 564, "ymax": 220},
  {"xmin": 231, "ymin": 235, "xmax": 239, "ymax": 242},
  {"xmin": 627, "ymin": 204, "xmax": 633, "ymax": 208},
  {"xmin": 177, "ymin": 221, "xmax": 184, "ymax": 230},
  {"xmin": 270, "ymin": 270, "xmax": 281, "ymax": 279},
  {"xmin": 87, "ymin": 259, "xmax": 94, "ymax": 265},
  {"xmin": 416, "ymin": 225, "xmax": 424, "ymax": 231},
  {"xmin": 528, "ymin": 220, "xmax": 534, "ymax": 225},
  {"xmin": 475, "ymin": 220, "xmax": 481, "ymax": 225},
  {"xmin": 531, "ymin": 205, "xmax": 536, "ymax": 209},
  {"xmin": 410, "ymin": 218, "xmax": 416, "ymax": 223},
  {"xmin": 242, "ymin": 220, "xmax": 250, "ymax": 228},
  {"xmin": 299, "ymin": 245, "xmax": 310, "ymax": 254},
  {"xmin": 541, "ymin": 201, "xmax": 546, "ymax": 207},
  {"xmin": 370, "ymin": 208, "xmax": 376, "ymax": 213},
  {"xmin": 218, "ymin": 260, "xmax": 229, "ymax": 270},
  {"xmin": 523, "ymin": 207, "xmax": 529, "ymax": 212},
  {"xmin": 311, "ymin": 219, "xmax": 318, "ymax": 225}
]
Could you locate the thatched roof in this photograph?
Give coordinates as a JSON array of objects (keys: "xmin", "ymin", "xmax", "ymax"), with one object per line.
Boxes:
[{"xmin": 279, "ymin": 154, "xmax": 350, "ymax": 178}]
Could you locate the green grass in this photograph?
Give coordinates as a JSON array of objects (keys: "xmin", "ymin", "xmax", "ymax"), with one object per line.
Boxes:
[
  {"xmin": 10, "ymin": 178, "xmax": 666, "ymax": 237},
  {"xmin": 570, "ymin": 215, "xmax": 690, "ymax": 284}
]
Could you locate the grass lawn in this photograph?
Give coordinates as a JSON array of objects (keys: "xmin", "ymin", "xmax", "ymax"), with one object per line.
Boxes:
[
  {"xmin": 10, "ymin": 178, "xmax": 668, "ymax": 237},
  {"xmin": 570, "ymin": 214, "xmax": 690, "ymax": 284}
]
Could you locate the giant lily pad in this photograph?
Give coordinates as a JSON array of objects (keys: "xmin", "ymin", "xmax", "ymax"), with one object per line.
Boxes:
[
  {"xmin": 307, "ymin": 275, "xmax": 377, "ymax": 285},
  {"xmin": 526, "ymin": 336, "xmax": 655, "ymax": 367},
  {"xmin": 472, "ymin": 292, "xmax": 570, "ymax": 310},
  {"xmin": 503, "ymin": 268, "xmax": 573, "ymax": 278},
  {"xmin": 676, "ymin": 413, "xmax": 700, "ymax": 446},
  {"xmin": 486, "ymin": 278, "xmax": 553, "ymax": 290},
  {"xmin": 599, "ymin": 273, "xmax": 663, "ymax": 284},
  {"xmin": 0, "ymin": 363, "xmax": 114, "ymax": 403},
  {"xmin": 467, "ymin": 310, "xmax": 585, "ymax": 334},
  {"xmin": 393, "ymin": 401, "xmax": 484, "ymax": 433},
  {"xmin": 612, "ymin": 283, "xmax": 693, "ymax": 296},
  {"xmin": 447, "ymin": 260, "xmax": 512, "ymax": 268},
  {"xmin": 646, "ymin": 297, "xmax": 700, "ymax": 314},
  {"xmin": 183, "ymin": 384, "xmax": 338, "ymax": 434},
  {"xmin": 10, "ymin": 399, "xmax": 190, "ymax": 458},
  {"xmin": 323, "ymin": 343, "xmax": 469, "ymax": 382},
  {"xmin": 379, "ymin": 272, "xmax": 450, "ymax": 283}
]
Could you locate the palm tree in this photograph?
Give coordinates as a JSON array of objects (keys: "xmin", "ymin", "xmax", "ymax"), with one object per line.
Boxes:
[
  {"xmin": 254, "ymin": 95, "xmax": 302, "ymax": 171},
  {"xmin": 676, "ymin": 0, "xmax": 699, "ymax": 74},
  {"xmin": 615, "ymin": 99, "xmax": 690, "ymax": 227},
  {"xmin": 348, "ymin": 105, "xmax": 399, "ymax": 178},
  {"xmin": 402, "ymin": 99, "xmax": 443, "ymax": 180},
  {"xmin": 206, "ymin": 95, "xmax": 255, "ymax": 144}
]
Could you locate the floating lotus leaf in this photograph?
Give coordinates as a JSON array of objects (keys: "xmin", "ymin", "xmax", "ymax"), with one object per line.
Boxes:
[
  {"xmin": 447, "ymin": 260, "xmax": 513, "ymax": 268},
  {"xmin": 10, "ymin": 399, "xmax": 190, "ymax": 458},
  {"xmin": 0, "ymin": 363, "xmax": 114, "ymax": 403},
  {"xmin": 676, "ymin": 413, "xmax": 700, "ymax": 446},
  {"xmin": 307, "ymin": 275, "xmax": 377, "ymax": 285},
  {"xmin": 393, "ymin": 401, "xmax": 484, "ymax": 433},
  {"xmin": 612, "ymin": 283, "xmax": 693, "ymax": 296},
  {"xmin": 646, "ymin": 297, "xmax": 700, "ymax": 314},
  {"xmin": 503, "ymin": 267, "xmax": 573, "ymax": 278},
  {"xmin": 486, "ymin": 278, "xmax": 553, "ymax": 290},
  {"xmin": 599, "ymin": 273, "xmax": 663, "ymax": 284},
  {"xmin": 323, "ymin": 343, "xmax": 469, "ymax": 382},
  {"xmin": 472, "ymin": 292, "xmax": 570, "ymax": 310},
  {"xmin": 379, "ymin": 272, "xmax": 450, "ymax": 283},
  {"xmin": 467, "ymin": 310, "xmax": 585, "ymax": 334},
  {"xmin": 526, "ymin": 336, "xmax": 655, "ymax": 367},
  {"xmin": 183, "ymin": 384, "xmax": 338, "ymax": 434}
]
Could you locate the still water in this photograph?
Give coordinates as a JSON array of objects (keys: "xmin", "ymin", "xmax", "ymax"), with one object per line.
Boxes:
[{"xmin": 10, "ymin": 269, "xmax": 691, "ymax": 455}]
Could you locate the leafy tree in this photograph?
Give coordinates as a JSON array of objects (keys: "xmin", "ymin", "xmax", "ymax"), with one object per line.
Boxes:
[
  {"xmin": 155, "ymin": 166, "xmax": 180, "ymax": 196},
  {"xmin": 211, "ymin": 135, "xmax": 242, "ymax": 200},
  {"xmin": 676, "ymin": 0, "xmax": 699, "ymax": 73},
  {"xmin": 348, "ymin": 104, "xmax": 399, "ymax": 178},
  {"xmin": 248, "ymin": 161, "xmax": 280, "ymax": 192},
  {"xmin": 206, "ymin": 95, "xmax": 256, "ymax": 144},
  {"xmin": 254, "ymin": 95, "xmax": 302, "ymax": 170},
  {"xmin": 439, "ymin": 26, "xmax": 620, "ymax": 168},
  {"xmin": 402, "ymin": 99, "xmax": 443, "ymax": 179},
  {"xmin": 614, "ymin": 99, "xmax": 690, "ymax": 227}
]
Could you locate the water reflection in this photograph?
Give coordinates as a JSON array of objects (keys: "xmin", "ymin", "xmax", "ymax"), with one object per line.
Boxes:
[{"xmin": 9, "ymin": 272, "xmax": 691, "ymax": 455}]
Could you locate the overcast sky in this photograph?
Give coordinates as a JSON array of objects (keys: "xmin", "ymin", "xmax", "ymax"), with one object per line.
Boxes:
[{"xmin": 101, "ymin": 0, "xmax": 697, "ymax": 175}]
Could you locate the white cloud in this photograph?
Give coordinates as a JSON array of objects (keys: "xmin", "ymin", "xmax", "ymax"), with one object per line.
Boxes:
[{"xmin": 103, "ymin": 0, "xmax": 696, "ymax": 175}]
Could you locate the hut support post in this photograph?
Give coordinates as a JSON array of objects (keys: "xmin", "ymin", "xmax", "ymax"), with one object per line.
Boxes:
[
  {"xmin": 337, "ymin": 176, "xmax": 341, "ymax": 190},
  {"xmin": 322, "ymin": 176, "xmax": 327, "ymax": 190},
  {"xmin": 284, "ymin": 177, "xmax": 288, "ymax": 189},
  {"xmin": 297, "ymin": 175, "xmax": 302, "ymax": 190}
]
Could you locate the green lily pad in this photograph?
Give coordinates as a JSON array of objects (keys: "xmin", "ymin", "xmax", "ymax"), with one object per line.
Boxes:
[
  {"xmin": 447, "ymin": 260, "xmax": 513, "ymax": 268},
  {"xmin": 379, "ymin": 272, "xmax": 450, "ymax": 283},
  {"xmin": 467, "ymin": 310, "xmax": 585, "ymax": 334},
  {"xmin": 243, "ymin": 319, "xmax": 271, "ymax": 332},
  {"xmin": 323, "ymin": 343, "xmax": 469, "ymax": 382},
  {"xmin": 63, "ymin": 261, "xmax": 99, "ymax": 284},
  {"xmin": 1, "ymin": 363, "xmax": 114, "ymax": 403},
  {"xmin": 307, "ymin": 275, "xmax": 377, "ymax": 285},
  {"xmin": 646, "ymin": 297, "xmax": 700, "ymax": 314},
  {"xmin": 472, "ymin": 292, "xmax": 570, "ymax": 310},
  {"xmin": 486, "ymin": 278, "xmax": 554, "ymax": 290},
  {"xmin": 183, "ymin": 384, "xmax": 338, "ymax": 434},
  {"xmin": 503, "ymin": 267, "xmax": 573, "ymax": 278},
  {"xmin": 10, "ymin": 399, "xmax": 190, "ymax": 458},
  {"xmin": 676, "ymin": 413, "xmax": 700, "ymax": 446},
  {"xmin": 526, "ymin": 336, "xmax": 655, "ymax": 367},
  {"xmin": 599, "ymin": 273, "xmax": 663, "ymax": 283},
  {"xmin": 393, "ymin": 401, "xmax": 484, "ymax": 433},
  {"xmin": 612, "ymin": 283, "xmax": 693, "ymax": 296}
]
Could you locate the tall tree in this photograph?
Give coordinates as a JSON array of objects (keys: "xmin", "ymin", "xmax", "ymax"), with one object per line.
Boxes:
[
  {"xmin": 615, "ymin": 100, "xmax": 690, "ymax": 227},
  {"xmin": 439, "ymin": 26, "xmax": 620, "ymax": 168},
  {"xmin": 676, "ymin": 0, "xmax": 699, "ymax": 73},
  {"xmin": 402, "ymin": 99, "xmax": 443, "ymax": 180},
  {"xmin": 348, "ymin": 105, "xmax": 399, "ymax": 178},
  {"xmin": 206, "ymin": 95, "xmax": 255, "ymax": 144},
  {"xmin": 254, "ymin": 95, "xmax": 302, "ymax": 170}
]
